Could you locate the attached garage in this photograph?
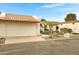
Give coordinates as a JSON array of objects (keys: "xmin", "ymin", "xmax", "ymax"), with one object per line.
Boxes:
[{"xmin": 0, "ymin": 12, "xmax": 40, "ymax": 38}]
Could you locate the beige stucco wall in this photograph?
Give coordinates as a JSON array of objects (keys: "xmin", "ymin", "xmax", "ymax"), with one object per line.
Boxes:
[
  {"xmin": 58, "ymin": 23, "xmax": 74, "ymax": 31},
  {"xmin": 73, "ymin": 22, "xmax": 79, "ymax": 33},
  {"xmin": 58, "ymin": 22, "xmax": 79, "ymax": 33},
  {"xmin": 0, "ymin": 21, "xmax": 40, "ymax": 37},
  {"xmin": 0, "ymin": 21, "xmax": 5, "ymax": 37}
]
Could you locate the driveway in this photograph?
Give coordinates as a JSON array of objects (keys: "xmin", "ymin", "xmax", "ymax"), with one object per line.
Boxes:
[
  {"xmin": 5, "ymin": 36, "xmax": 45, "ymax": 44},
  {"xmin": 4, "ymin": 34, "xmax": 79, "ymax": 44}
]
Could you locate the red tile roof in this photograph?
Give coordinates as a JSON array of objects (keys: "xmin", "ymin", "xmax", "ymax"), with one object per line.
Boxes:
[{"xmin": 0, "ymin": 13, "xmax": 39, "ymax": 23}]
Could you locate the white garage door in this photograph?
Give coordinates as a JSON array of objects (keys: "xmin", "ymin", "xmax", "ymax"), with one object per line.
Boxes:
[
  {"xmin": 0, "ymin": 21, "xmax": 5, "ymax": 37},
  {"xmin": 6, "ymin": 22, "xmax": 38, "ymax": 37}
]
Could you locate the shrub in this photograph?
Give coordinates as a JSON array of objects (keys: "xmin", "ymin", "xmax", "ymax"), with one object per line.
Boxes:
[
  {"xmin": 40, "ymin": 29, "xmax": 49, "ymax": 34},
  {"xmin": 67, "ymin": 29, "xmax": 72, "ymax": 33},
  {"xmin": 0, "ymin": 37, "xmax": 6, "ymax": 44},
  {"xmin": 60, "ymin": 28, "xmax": 72, "ymax": 33}
]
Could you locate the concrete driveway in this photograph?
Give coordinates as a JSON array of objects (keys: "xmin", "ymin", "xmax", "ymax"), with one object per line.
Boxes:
[
  {"xmin": 4, "ymin": 34, "xmax": 79, "ymax": 44},
  {"xmin": 5, "ymin": 36, "xmax": 45, "ymax": 44}
]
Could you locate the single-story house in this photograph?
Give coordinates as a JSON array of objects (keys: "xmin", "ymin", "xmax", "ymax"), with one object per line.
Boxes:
[
  {"xmin": 0, "ymin": 12, "xmax": 40, "ymax": 38},
  {"xmin": 40, "ymin": 21, "xmax": 48, "ymax": 32},
  {"xmin": 40, "ymin": 21, "xmax": 59, "ymax": 33},
  {"xmin": 40, "ymin": 20, "xmax": 79, "ymax": 33}
]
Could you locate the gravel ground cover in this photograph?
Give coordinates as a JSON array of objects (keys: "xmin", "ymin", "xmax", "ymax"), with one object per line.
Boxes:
[{"xmin": 0, "ymin": 37, "xmax": 79, "ymax": 55}]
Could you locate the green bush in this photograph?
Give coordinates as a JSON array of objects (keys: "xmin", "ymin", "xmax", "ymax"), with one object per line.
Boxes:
[
  {"xmin": 40, "ymin": 29, "xmax": 49, "ymax": 34},
  {"xmin": 68, "ymin": 29, "xmax": 72, "ymax": 33},
  {"xmin": 60, "ymin": 28, "xmax": 72, "ymax": 33}
]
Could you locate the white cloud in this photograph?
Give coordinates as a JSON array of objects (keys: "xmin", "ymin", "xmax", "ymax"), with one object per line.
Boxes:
[
  {"xmin": 32, "ymin": 15, "xmax": 39, "ymax": 20},
  {"xmin": 41, "ymin": 3, "xmax": 65, "ymax": 8}
]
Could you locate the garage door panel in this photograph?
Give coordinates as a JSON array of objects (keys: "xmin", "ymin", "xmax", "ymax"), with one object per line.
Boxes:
[
  {"xmin": 7, "ymin": 22, "xmax": 37, "ymax": 37},
  {"xmin": 0, "ymin": 22, "xmax": 5, "ymax": 37}
]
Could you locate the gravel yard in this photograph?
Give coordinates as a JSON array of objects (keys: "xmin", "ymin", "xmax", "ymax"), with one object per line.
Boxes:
[{"xmin": 0, "ymin": 36, "xmax": 79, "ymax": 55}]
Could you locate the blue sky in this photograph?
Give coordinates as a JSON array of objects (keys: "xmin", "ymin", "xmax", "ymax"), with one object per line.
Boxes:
[{"xmin": 0, "ymin": 3, "xmax": 79, "ymax": 21}]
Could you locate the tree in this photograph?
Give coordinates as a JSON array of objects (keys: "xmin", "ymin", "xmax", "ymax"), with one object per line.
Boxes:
[
  {"xmin": 49, "ymin": 25, "xmax": 53, "ymax": 38},
  {"xmin": 47, "ymin": 21, "xmax": 60, "ymax": 38},
  {"xmin": 65, "ymin": 13, "xmax": 77, "ymax": 22},
  {"xmin": 40, "ymin": 19, "xmax": 46, "ymax": 21}
]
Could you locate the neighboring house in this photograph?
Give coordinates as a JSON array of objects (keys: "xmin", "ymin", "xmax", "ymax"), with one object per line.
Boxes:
[
  {"xmin": 58, "ymin": 21, "xmax": 79, "ymax": 33},
  {"xmin": 40, "ymin": 21, "xmax": 59, "ymax": 33},
  {"xmin": 0, "ymin": 12, "xmax": 40, "ymax": 38},
  {"xmin": 40, "ymin": 21, "xmax": 48, "ymax": 33},
  {"xmin": 40, "ymin": 20, "xmax": 79, "ymax": 33}
]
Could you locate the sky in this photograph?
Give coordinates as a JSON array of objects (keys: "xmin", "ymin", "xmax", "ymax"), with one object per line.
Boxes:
[{"xmin": 0, "ymin": 3, "xmax": 79, "ymax": 21}]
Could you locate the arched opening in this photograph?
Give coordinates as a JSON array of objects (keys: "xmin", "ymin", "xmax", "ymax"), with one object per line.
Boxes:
[{"xmin": 56, "ymin": 26, "xmax": 59, "ymax": 33}]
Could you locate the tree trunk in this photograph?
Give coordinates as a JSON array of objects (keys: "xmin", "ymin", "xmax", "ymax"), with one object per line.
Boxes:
[{"xmin": 49, "ymin": 26, "xmax": 53, "ymax": 38}]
